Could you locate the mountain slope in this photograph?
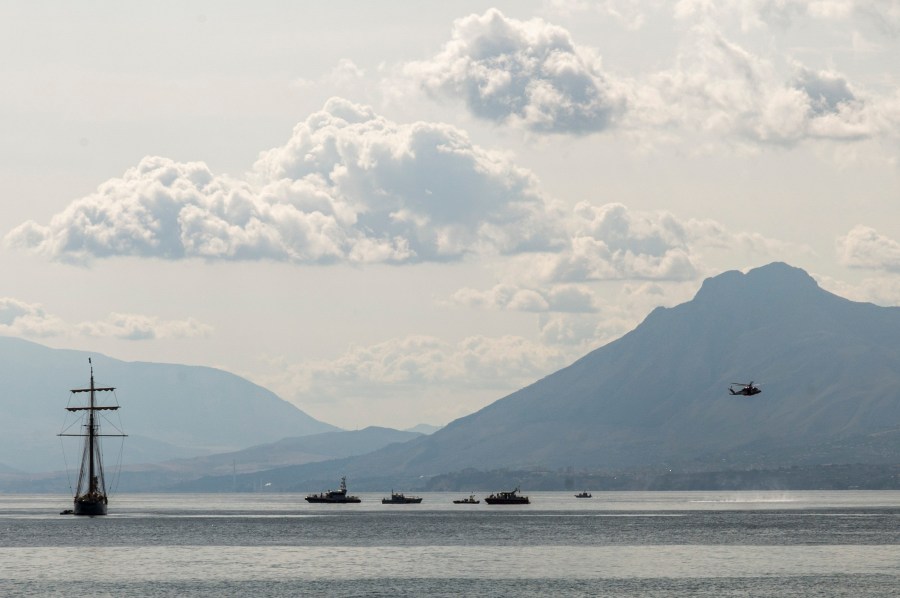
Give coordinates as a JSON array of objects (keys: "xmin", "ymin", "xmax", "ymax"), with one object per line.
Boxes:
[
  {"xmin": 130, "ymin": 426, "xmax": 422, "ymax": 478},
  {"xmin": 0, "ymin": 337, "xmax": 338, "ymax": 471},
  {"xmin": 260, "ymin": 262, "xmax": 900, "ymax": 483}
]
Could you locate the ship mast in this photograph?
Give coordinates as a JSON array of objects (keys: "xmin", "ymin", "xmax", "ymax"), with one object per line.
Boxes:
[{"xmin": 88, "ymin": 359, "xmax": 96, "ymax": 494}]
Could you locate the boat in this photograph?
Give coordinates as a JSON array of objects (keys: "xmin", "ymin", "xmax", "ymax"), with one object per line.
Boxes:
[
  {"xmin": 58, "ymin": 359, "xmax": 126, "ymax": 516},
  {"xmin": 305, "ymin": 476, "xmax": 361, "ymax": 503},
  {"xmin": 484, "ymin": 487, "xmax": 529, "ymax": 504},
  {"xmin": 452, "ymin": 494, "xmax": 480, "ymax": 504},
  {"xmin": 381, "ymin": 491, "xmax": 423, "ymax": 504},
  {"xmin": 575, "ymin": 491, "xmax": 592, "ymax": 498}
]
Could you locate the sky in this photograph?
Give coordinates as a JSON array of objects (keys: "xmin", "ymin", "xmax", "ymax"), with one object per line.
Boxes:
[{"xmin": 2, "ymin": 0, "xmax": 899, "ymax": 430}]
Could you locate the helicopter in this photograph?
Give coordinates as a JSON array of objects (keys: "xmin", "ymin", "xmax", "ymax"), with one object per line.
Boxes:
[{"xmin": 729, "ymin": 382, "xmax": 761, "ymax": 396}]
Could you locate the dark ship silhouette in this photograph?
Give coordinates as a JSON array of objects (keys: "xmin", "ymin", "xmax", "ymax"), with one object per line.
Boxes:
[
  {"xmin": 381, "ymin": 491, "xmax": 422, "ymax": 504},
  {"xmin": 305, "ymin": 476, "xmax": 361, "ymax": 503},
  {"xmin": 484, "ymin": 487, "xmax": 529, "ymax": 504},
  {"xmin": 59, "ymin": 359, "xmax": 126, "ymax": 516}
]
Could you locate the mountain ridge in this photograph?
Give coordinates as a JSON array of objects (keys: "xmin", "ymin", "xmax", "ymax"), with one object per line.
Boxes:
[
  {"xmin": 207, "ymin": 262, "xmax": 900, "ymax": 488},
  {"xmin": 0, "ymin": 336, "xmax": 338, "ymax": 471}
]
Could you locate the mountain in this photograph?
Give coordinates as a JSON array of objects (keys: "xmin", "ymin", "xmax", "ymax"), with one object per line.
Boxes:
[
  {"xmin": 404, "ymin": 423, "xmax": 442, "ymax": 435},
  {"xmin": 126, "ymin": 426, "xmax": 421, "ymax": 479},
  {"xmin": 2, "ymin": 426, "xmax": 422, "ymax": 492},
  {"xmin": 227, "ymin": 262, "xmax": 900, "ymax": 487},
  {"xmin": 0, "ymin": 337, "xmax": 338, "ymax": 472}
]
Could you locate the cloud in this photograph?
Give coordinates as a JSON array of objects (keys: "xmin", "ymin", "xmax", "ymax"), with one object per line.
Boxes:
[
  {"xmin": 403, "ymin": 8, "xmax": 898, "ymax": 147},
  {"xmin": 534, "ymin": 202, "xmax": 700, "ymax": 282},
  {"xmin": 449, "ymin": 283, "xmax": 597, "ymax": 312},
  {"xmin": 404, "ymin": 9, "xmax": 625, "ymax": 134},
  {"xmin": 76, "ymin": 313, "xmax": 213, "ymax": 340},
  {"xmin": 258, "ymin": 333, "xmax": 572, "ymax": 423},
  {"xmin": 632, "ymin": 26, "xmax": 890, "ymax": 147},
  {"xmin": 305, "ymin": 334, "xmax": 567, "ymax": 390},
  {"xmin": 0, "ymin": 298, "xmax": 67, "ymax": 337},
  {"xmin": 0, "ymin": 297, "xmax": 211, "ymax": 341},
  {"xmin": 7, "ymin": 98, "xmax": 565, "ymax": 264},
  {"xmin": 815, "ymin": 272, "xmax": 900, "ymax": 306},
  {"xmin": 444, "ymin": 204, "xmax": 794, "ymax": 341},
  {"xmin": 837, "ymin": 225, "xmax": 900, "ymax": 272},
  {"xmin": 454, "ymin": 200, "xmax": 795, "ymax": 290}
]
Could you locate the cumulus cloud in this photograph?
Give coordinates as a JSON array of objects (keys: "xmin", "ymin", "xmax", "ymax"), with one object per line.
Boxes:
[
  {"xmin": 295, "ymin": 334, "xmax": 567, "ymax": 390},
  {"xmin": 837, "ymin": 225, "xmax": 900, "ymax": 272},
  {"xmin": 456, "ymin": 200, "xmax": 794, "ymax": 294},
  {"xmin": 0, "ymin": 297, "xmax": 211, "ymax": 341},
  {"xmin": 402, "ymin": 7, "xmax": 898, "ymax": 147},
  {"xmin": 404, "ymin": 8, "xmax": 625, "ymax": 134},
  {"xmin": 0, "ymin": 298, "xmax": 67, "ymax": 337},
  {"xmin": 444, "ymin": 204, "xmax": 794, "ymax": 342},
  {"xmin": 632, "ymin": 26, "xmax": 889, "ymax": 146},
  {"xmin": 7, "ymin": 98, "xmax": 565, "ymax": 264},
  {"xmin": 257, "ymin": 333, "xmax": 572, "ymax": 423},
  {"xmin": 449, "ymin": 282, "xmax": 597, "ymax": 312},
  {"xmin": 534, "ymin": 202, "xmax": 699, "ymax": 282},
  {"xmin": 76, "ymin": 313, "xmax": 213, "ymax": 341},
  {"xmin": 816, "ymin": 272, "xmax": 900, "ymax": 306}
]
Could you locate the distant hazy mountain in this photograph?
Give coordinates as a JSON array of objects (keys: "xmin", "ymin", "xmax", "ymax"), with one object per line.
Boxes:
[
  {"xmin": 404, "ymin": 423, "xmax": 442, "ymax": 435},
  {"xmin": 127, "ymin": 426, "xmax": 421, "ymax": 479},
  {"xmin": 0, "ymin": 337, "xmax": 338, "ymax": 472},
  {"xmin": 243, "ymin": 262, "xmax": 900, "ymax": 486}
]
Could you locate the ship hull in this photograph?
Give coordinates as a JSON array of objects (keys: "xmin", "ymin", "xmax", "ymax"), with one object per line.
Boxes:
[
  {"xmin": 73, "ymin": 499, "xmax": 108, "ymax": 516},
  {"xmin": 305, "ymin": 497, "xmax": 361, "ymax": 503},
  {"xmin": 381, "ymin": 498, "xmax": 422, "ymax": 504},
  {"xmin": 484, "ymin": 498, "xmax": 529, "ymax": 505}
]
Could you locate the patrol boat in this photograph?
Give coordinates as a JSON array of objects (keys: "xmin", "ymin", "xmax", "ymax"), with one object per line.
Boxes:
[
  {"xmin": 305, "ymin": 476, "xmax": 361, "ymax": 503},
  {"xmin": 452, "ymin": 494, "xmax": 480, "ymax": 504},
  {"xmin": 381, "ymin": 491, "xmax": 422, "ymax": 504},
  {"xmin": 484, "ymin": 487, "xmax": 530, "ymax": 504}
]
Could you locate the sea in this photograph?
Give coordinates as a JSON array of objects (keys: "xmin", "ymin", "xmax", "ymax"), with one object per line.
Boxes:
[{"xmin": 0, "ymin": 490, "xmax": 898, "ymax": 597}]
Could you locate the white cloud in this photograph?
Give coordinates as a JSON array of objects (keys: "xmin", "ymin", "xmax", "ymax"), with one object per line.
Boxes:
[
  {"xmin": 632, "ymin": 27, "xmax": 892, "ymax": 147},
  {"xmin": 815, "ymin": 272, "xmax": 900, "ymax": 306},
  {"xmin": 404, "ymin": 9, "xmax": 626, "ymax": 134},
  {"xmin": 402, "ymin": 8, "xmax": 899, "ymax": 149},
  {"xmin": 329, "ymin": 59, "xmax": 366, "ymax": 86},
  {"xmin": 837, "ymin": 225, "xmax": 900, "ymax": 272},
  {"xmin": 258, "ymin": 334, "xmax": 572, "ymax": 424},
  {"xmin": 449, "ymin": 282, "xmax": 597, "ymax": 313},
  {"xmin": 7, "ymin": 98, "xmax": 565, "ymax": 264},
  {"xmin": 443, "ymin": 204, "xmax": 795, "ymax": 344},
  {"xmin": 536, "ymin": 202, "xmax": 700, "ymax": 282},
  {"xmin": 0, "ymin": 298, "xmax": 67, "ymax": 337},
  {"xmin": 444, "ymin": 204, "xmax": 740, "ymax": 320},
  {"xmin": 76, "ymin": 313, "xmax": 213, "ymax": 341},
  {"xmin": 0, "ymin": 297, "xmax": 211, "ymax": 341}
]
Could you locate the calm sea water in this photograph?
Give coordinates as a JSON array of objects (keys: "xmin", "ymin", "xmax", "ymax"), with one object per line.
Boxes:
[{"xmin": 0, "ymin": 491, "xmax": 898, "ymax": 596}]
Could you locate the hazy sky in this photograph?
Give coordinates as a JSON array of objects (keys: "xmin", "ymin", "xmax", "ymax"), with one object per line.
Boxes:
[{"xmin": 2, "ymin": 1, "xmax": 899, "ymax": 429}]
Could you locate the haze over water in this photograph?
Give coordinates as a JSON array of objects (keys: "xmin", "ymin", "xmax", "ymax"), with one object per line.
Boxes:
[{"xmin": 1, "ymin": 491, "xmax": 897, "ymax": 596}]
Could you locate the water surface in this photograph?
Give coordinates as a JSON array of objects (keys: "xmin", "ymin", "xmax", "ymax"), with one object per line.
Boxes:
[{"xmin": 1, "ymin": 491, "xmax": 897, "ymax": 596}]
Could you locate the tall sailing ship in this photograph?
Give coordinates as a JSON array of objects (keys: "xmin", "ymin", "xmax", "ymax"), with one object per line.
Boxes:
[{"xmin": 59, "ymin": 359, "xmax": 126, "ymax": 516}]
